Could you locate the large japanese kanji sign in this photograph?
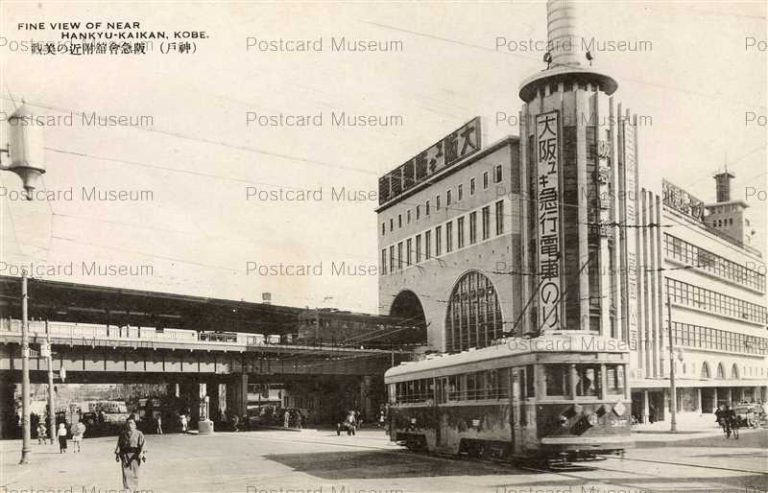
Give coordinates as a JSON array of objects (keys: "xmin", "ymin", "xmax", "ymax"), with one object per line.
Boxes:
[
  {"xmin": 378, "ymin": 117, "xmax": 481, "ymax": 206},
  {"xmin": 536, "ymin": 110, "xmax": 561, "ymax": 331}
]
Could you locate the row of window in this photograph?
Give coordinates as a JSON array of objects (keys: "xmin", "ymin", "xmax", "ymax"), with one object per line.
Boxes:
[
  {"xmin": 380, "ymin": 200, "xmax": 505, "ymax": 274},
  {"xmin": 381, "ymin": 165, "xmax": 504, "ymax": 236},
  {"xmin": 666, "ymin": 278, "xmax": 767, "ymax": 324},
  {"xmin": 544, "ymin": 364, "xmax": 625, "ymax": 397},
  {"xmin": 392, "ymin": 366, "xmax": 532, "ymax": 404},
  {"xmin": 671, "ymin": 321, "xmax": 768, "ymax": 356},
  {"xmin": 663, "ymin": 234, "xmax": 765, "ymax": 292},
  {"xmin": 390, "ymin": 364, "xmax": 626, "ymax": 404}
]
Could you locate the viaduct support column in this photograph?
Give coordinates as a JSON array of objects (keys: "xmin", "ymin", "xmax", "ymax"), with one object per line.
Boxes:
[
  {"xmin": 0, "ymin": 381, "xmax": 16, "ymax": 439},
  {"xmin": 226, "ymin": 374, "xmax": 248, "ymax": 424}
]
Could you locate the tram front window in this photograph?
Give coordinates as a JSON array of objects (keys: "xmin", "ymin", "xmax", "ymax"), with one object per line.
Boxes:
[
  {"xmin": 545, "ymin": 365, "xmax": 569, "ymax": 396},
  {"xmin": 606, "ymin": 364, "xmax": 625, "ymax": 394},
  {"xmin": 575, "ymin": 365, "xmax": 601, "ymax": 397}
]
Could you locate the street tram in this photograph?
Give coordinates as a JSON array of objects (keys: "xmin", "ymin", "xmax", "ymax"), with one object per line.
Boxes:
[{"xmin": 384, "ymin": 331, "xmax": 633, "ymax": 468}]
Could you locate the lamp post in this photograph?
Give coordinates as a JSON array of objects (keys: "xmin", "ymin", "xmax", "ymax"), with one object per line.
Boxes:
[
  {"xmin": 1, "ymin": 101, "xmax": 47, "ymax": 462},
  {"xmin": 20, "ymin": 269, "xmax": 31, "ymax": 463},
  {"xmin": 667, "ymin": 292, "xmax": 677, "ymax": 433}
]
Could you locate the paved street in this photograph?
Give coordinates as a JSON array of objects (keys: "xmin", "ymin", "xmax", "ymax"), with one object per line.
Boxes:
[{"xmin": 1, "ymin": 428, "xmax": 766, "ymax": 493}]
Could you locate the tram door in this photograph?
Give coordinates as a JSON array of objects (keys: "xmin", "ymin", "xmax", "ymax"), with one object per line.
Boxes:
[{"xmin": 510, "ymin": 368, "xmax": 522, "ymax": 453}]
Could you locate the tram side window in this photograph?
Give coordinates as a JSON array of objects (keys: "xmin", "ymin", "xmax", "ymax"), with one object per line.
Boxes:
[
  {"xmin": 388, "ymin": 384, "xmax": 396, "ymax": 404},
  {"xmin": 466, "ymin": 373, "xmax": 477, "ymax": 400},
  {"xmin": 448, "ymin": 375, "xmax": 462, "ymax": 401},
  {"xmin": 606, "ymin": 364, "xmax": 625, "ymax": 394},
  {"xmin": 545, "ymin": 365, "xmax": 569, "ymax": 396},
  {"xmin": 498, "ymin": 368, "xmax": 511, "ymax": 399},
  {"xmin": 575, "ymin": 365, "xmax": 601, "ymax": 397}
]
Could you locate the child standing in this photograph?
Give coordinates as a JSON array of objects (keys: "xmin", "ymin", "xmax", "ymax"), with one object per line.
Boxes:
[{"xmin": 57, "ymin": 423, "xmax": 68, "ymax": 453}]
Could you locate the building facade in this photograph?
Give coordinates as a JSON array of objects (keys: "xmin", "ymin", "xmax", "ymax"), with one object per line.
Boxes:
[{"xmin": 629, "ymin": 178, "xmax": 767, "ymax": 423}]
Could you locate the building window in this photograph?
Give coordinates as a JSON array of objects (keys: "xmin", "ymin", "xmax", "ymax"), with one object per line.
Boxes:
[
  {"xmin": 397, "ymin": 242, "xmax": 403, "ymax": 270},
  {"xmin": 457, "ymin": 217, "xmax": 465, "ymax": 248},
  {"xmin": 482, "ymin": 206, "xmax": 490, "ymax": 240},
  {"xmin": 446, "ymin": 221, "xmax": 453, "ymax": 253},
  {"xmin": 458, "ymin": 184, "xmax": 463, "ymax": 201},
  {"xmin": 435, "ymin": 226, "xmax": 442, "ymax": 256},
  {"xmin": 416, "ymin": 205, "xmax": 420, "ymax": 220},
  {"xmin": 444, "ymin": 271, "xmax": 503, "ymax": 352},
  {"xmin": 470, "ymin": 178, "xmax": 476, "ymax": 195},
  {"xmin": 381, "ymin": 223, "xmax": 385, "ymax": 236},
  {"xmin": 389, "ymin": 246, "xmax": 394, "ymax": 273},
  {"xmin": 666, "ymin": 277, "xmax": 767, "ymax": 324},
  {"xmin": 426, "ymin": 200, "xmax": 430, "ymax": 216},
  {"xmin": 425, "ymin": 230, "xmax": 431, "ymax": 259},
  {"xmin": 406, "ymin": 238, "xmax": 412, "ymax": 266},
  {"xmin": 469, "ymin": 212, "xmax": 477, "ymax": 244},
  {"xmin": 398, "ymin": 214, "xmax": 402, "ymax": 228},
  {"xmin": 494, "ymin": 164, "xmax": 502, "ymax": 183},
  {"xmin": 407, "ymin": 210, "xmax": 411, "ymax": 224},
  {"xmin": 483, "ymin": 171, "xmax": 489, "ymax": 189},
  {"xmin": 416, "ymin": 235, "xmax": 422, "ymax": 263},
  {"xmin": 495, "ymin": 200, "xmax": 504, "ymax": 235},
  {"xmin": 389, "ymin": 218, "xmax": 393, "ymax": 232},
  {"xmin": 381, "ymin": 249, "xmax": 387, "ymax": 275},
  {"xmin": 446, "ymin": 190, "xmax": 452, "ymax": 206},
  {"xmin": 436, "ymin": 195, "xmax": 441, "ymax": 211}
]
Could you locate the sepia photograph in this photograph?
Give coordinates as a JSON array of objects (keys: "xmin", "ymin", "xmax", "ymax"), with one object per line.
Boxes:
[{"xmin": 0, "ymin": 1, "xmax": 766, "ymax": 492}]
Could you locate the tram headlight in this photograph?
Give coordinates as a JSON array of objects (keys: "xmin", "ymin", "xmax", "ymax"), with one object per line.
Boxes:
[
  {"xmin": 558, "ymin": 415, "xmax": 568, "ymax": 427},
  {"xmin": 612, "ymin": 401, "xmax": 626, "ymax": 416},
  {"xmin": 410, "ymin": 417, "xmax": 417, "ymax": 425},
  {"xmin": 587, "ymin": 414, "xmax": 599, "ymax": 426}
]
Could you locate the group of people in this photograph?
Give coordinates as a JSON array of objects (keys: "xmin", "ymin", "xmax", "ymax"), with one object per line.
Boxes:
[
  {"xmin": 714, "ymin": 404, "xmax": 741, "ymax": 439},
  {"xmin": 37, "ymin": 421, "xmax": 87, "ymax": 453}
]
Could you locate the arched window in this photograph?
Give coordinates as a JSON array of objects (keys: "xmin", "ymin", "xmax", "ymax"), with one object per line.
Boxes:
[
  {"xmin": 716, "ymin": 362, "xmax": 726, "ymax": 379},
  {"xmin": 700, "ymin": 362, "xmax": 710, "ymax": 379},
  {"xmin": 731, "ymin": 363, "xmax": 739, "ymax": 380},
  {"xmin": 445, "ymin": 271, "xmax": 503, "ymax": 352}
]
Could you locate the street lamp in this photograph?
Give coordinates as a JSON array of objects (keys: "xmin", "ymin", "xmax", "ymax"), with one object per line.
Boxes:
[
  {"xmin": 1, "ymin": 101, "xmax": 46, "ymax": 464},
  {"xmin": 667, "ymin": 292, "xmax": 677, "ymax": 433},
  {"xmin": 0, "ymin": 102, "xmax": 47, "ymax": 196}
]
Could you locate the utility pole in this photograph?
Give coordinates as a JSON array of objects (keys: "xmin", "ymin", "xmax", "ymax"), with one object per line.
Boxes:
[
  {"xmin": 667, "ymin": 292, "xmax": 677, "ymax": 433},
  {"xmin": 20, "ymin": 269, "xmax": 31, "ymax": 464},
  {"xmin": 45, "ymin": 320, "xmax": 55, "ymax": 445}
]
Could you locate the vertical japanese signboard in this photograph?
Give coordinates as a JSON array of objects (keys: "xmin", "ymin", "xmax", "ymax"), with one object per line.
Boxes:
[
  {"xmin": 536, "ymin": 111, "xmax": 561, "ymax": 331},
  {"xmin": 622, "ymin": 119, "xmax": 639, "ymax": 350}
]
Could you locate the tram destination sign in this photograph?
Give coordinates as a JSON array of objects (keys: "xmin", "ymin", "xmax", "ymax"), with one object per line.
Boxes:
[
  {"xmin": 378, "ymin": 117, "xmax": 481, "ymax": 206},
  {"xmin": 536, "ymin": 110, "xmax": 562, "ymax": 332}
]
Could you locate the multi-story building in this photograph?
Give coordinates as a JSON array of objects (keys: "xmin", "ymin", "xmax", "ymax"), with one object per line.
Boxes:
[
  {"xmin": 377, "ymin": 0, "xmax": 643, "ymax": 355},
  {"xmin": 629, "ymin": 176, "xmax": 767, "ymax": 424},
  {"xmin": 375, "ymin": 0, "xmax": 766, "ymax": 427}
]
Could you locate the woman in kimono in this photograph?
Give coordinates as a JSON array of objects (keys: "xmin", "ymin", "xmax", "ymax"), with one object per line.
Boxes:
[{"xmin": 115, "ymin": 418, "xmax": 146, "ymax": 492}]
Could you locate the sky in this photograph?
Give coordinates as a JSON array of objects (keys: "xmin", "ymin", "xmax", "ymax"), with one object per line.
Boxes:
[{"xmin": 1, "ymin": 0, "xmax": 766, "ymax": 314}]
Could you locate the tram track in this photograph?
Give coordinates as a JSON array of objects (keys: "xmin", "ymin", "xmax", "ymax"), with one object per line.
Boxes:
[{"xmin": 245, "ymin": 431, "xmax": 766, "ymax": 492}]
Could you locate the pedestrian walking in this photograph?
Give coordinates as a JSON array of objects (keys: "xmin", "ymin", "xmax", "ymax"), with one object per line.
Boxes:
[
  {"xmin": 715, "ymin": 405, "xmax": 726, "ymax": 435},
  {"xmin": 231, "ymin": 414, "xmax": 239, "ymax": 432},
  {"xmin": 115, "ymin": 418, "xmax": 147, "ymax": 492},
  {"xmin": 725, "ymin": 405, "xmax": 739, "ymax": 439},
  {"xmin": 57, "ymin": 423, "xmax": 68, "ymax": 453},
  {"xmin": 72, "ymin": 421, "xmax": 86, "ymax": 453},
  {"xmin": 37, "ymin": 423, "xmax": 47, "ymax": 445},
  {"xmin": 179, "ymin": 414, "xmax": 188, "ymax": 434},
  {"xmin": 156, "ymin": 415, "xmax": 163, "ymax": 435}
]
